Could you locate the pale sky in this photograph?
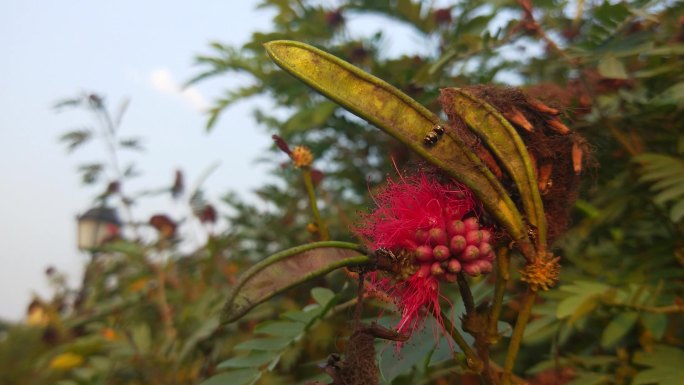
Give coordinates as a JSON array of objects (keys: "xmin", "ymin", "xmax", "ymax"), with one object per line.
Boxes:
[{"xmin": 0, "ymin": 1, "xmax": 277, "ymax": 320}]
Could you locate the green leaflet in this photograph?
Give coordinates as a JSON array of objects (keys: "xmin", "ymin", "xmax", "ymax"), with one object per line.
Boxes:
[
  {"xmin": 443, "ymin": 88, "xmax": 547, "ymax": 250},
  {"xmin": 264, "ymin": 40, "xmax": 536, "ymax": 260},
  {"xmin": 221, "ymin": 241, "xmax": 367, "ymax": 324}
]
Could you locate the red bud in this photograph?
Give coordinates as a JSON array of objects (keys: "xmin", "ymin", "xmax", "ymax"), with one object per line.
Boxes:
[
  {"xmin": 463, "ymin": 217, "xmax": 479, "ymax": 232},
  {"xmin": 415, "ymin": 245, "xmax": 433, "ymax": 262},
  {"xmin": 461, "ymin": 245, "xmax": 480, "ymax": 261},
  {"xmin": 447, "ymin": 220, "xmax": 465, "ymax": 236},
  {"xmin": 447, "ymin": 259, "xmax": 462, "ymax": 273},
  {"xmin": 433, "ymin": 245, "xmax": 450, "ymax": 261},
  {"xmin": 450, "ymin": 235, "xmax": 466, "ymax": 254}
]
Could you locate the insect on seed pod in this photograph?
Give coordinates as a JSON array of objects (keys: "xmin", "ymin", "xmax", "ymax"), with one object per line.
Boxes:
[
  {"xmin": 432, "ymin": 124, "xmax": 445, "ymax": 136},
  {"xmin": 423, "ymin": 131, "xmax": 439, "ymax": 146}
]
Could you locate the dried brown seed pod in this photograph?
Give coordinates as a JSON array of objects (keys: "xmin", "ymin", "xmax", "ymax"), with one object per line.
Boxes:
[
  {"xmin": 504, "ymin": 107, "xmax": 534, "ymax": 132},
  {"xmin": 547, "ymin": 119, "xmax": 571, "ymax": 135},
  {"xmin": 538, "ymin": 163, "xmax": 553, "ymax": 194},
  {"xmin": 529, "ymin": 99, "xmax": 560, "ymax": 115},
  {"xmin": 572, "ymin": 138, "xmax": 584, "ymax": 175}
]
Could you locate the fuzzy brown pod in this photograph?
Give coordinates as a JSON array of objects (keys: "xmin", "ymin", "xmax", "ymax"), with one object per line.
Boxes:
[
  {"xmin": 440, "ymin": 85, "xmax": 590, "ymax": 243},
  {"xmin": 316, "ymin": 323, "xmax": 409, "ymax": 385}
]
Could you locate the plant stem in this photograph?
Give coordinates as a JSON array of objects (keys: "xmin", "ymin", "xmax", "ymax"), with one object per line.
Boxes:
[
  {"xmin": 502, "ymin": 287, "xmax": 537, "ymax": 385},
  {"xmin": 302, "ymin": 167, "xmax": 329, "ymax": 241},
  {"xmin": 440, "ymin": 310, "xmax": 483, "ymax": 373},
  {"xmin": 488, "ymin": 247, "xmax": 511, "ymax": 343},
  {"xmin": 457, "ymin": 272, "xmax": 476, "ymax": 315},
  {"xmin": 152, "ymin": 261, "xmax": 176, "ymax": 340},
  {"xmin": 456, "ymin": 272, "xmax": 495, "ymax": 384}
]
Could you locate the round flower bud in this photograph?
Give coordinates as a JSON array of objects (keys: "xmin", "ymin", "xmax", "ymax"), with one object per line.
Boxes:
[
  {"xmin": 476, "ymin": 260, "xmax": 493, "ymax": 274},
  {"xmin": 415, "ymin": 245, "xmax": 434, "ymax": 262},
  {"xmin": 444, "ymin": 273, "xmax": 458, "ymax": 283},
  {"xmin": 479, "ymin": 243, "xmax": 493, "ymax": 258},
  {"xmin": 480, "ymin": 229, "xmax": 492, "ymax": 243},
  {"xmin": 415, "ymin": 228, "xmax": 429, "ymax": 244},
  {"xmin": 461, "ymin": 245, "xmax": 480, "ymax": 261},
  {"xmin": 431, "ymin": 262, "xmax": 445, "ymax": 276},
  {"xmin": 463, "ymin": 262, "xmax": 482, "ymax": 276},
  {"xmin": 463, "ymin": 217, "xmax": 479, "ymax": 232},
  {"xmin": 465, "ymin": 230, "xmax": 484, "ymax": 246},
  {"xmin": 433, "ymin": 245, "xmax": 450, "ymax": 261},
  {"xmin": 482, "ymin": 250, "xmax": 496, "ymax": 262},
  {"xmin": 428, "ymin": 227, "xmax": 447, "ymax": 246},
  {"xmin": 447, "ymin": 259, "xmax": 462, "ymax": 273},
  {"xmin": 446, "ymin": 220, "xmax": 465, "ymax": 236},
  {"xmin": 449, "ymin": 235, "xmax": 466, "ymax": 254}
]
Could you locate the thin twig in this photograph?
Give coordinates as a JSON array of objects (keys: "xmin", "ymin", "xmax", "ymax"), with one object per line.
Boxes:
[
  {"xmin": 502, "ymin": 288, "xmax": 537, "ymax": 385},
  {"xmin": 440, "ymin": 310, "xmax": 483, "ymax": 373},
  {"xmin": 302, "ymin": 167, "xmax": 329, "ymax": 241},
  {"xmin": 488, "ymin": 247, "xmax": 511, "ymax": 343}
]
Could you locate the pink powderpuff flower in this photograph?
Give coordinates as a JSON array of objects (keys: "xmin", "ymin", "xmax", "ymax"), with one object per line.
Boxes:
[{"xmin": 356, "ymin": 171, "xmax": 494, "ymax": 339}]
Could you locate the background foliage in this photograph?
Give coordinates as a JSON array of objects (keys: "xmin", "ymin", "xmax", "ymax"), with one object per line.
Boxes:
[{"xmin": 1, "ymin": 0, "xmax": 683, "ymax": 384}]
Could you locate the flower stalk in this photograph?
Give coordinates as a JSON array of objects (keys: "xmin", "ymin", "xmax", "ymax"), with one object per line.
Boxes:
[{"xmin": 302, "ymin": 166, "xmax": 329, "ymax": 241}]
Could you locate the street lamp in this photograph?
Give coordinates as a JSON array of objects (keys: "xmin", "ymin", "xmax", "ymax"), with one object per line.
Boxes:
[{"xmin": 76, "ymin": 206, "xmax": 121, "ymax": 251}]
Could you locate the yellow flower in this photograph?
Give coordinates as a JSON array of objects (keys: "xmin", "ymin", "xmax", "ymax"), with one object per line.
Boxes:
[
  {"xmin": 291, "ymin": 146, "xmax": 313, "ymax": 168},
  {"xmin": 49, "ymin": 352, "xmax": 84, "ymax": 370},
  {"xmin": 520, "ymin": 254, "xmax": 561, "ymax": 291},
  {"xmin": 101, "ymin": 327, "xmax": 118, "ymax": 341}
]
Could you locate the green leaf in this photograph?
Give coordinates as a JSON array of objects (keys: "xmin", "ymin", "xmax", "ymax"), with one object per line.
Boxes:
[
  {"xmin": 311, "ymin": 287, "xmax": 335, "ymax": 307},
  {"xmin": 254, "ymin": 321, "xmax": 304, "ymax": 338},
  {"xmin": 235, "ymin": 338, "xmax": 292, "ymax": 351},
  {"xmin": 601, "ymin": 311, "xmax": 639, "ymax": 348},
  {"xmin": 670, "ymin": 199, "xmax": 684, "ymax": 222},
  {"xmin": 641, "ymin": 313, "xmax": 668, "ymax": 340},
  {"xmin": 633, "ymin": 345, "xmax": 684, "ymax": 385},
  {"xmin": 282, "ymin": 101, "xmax": 337, "ymax": 135},
  {"xmin": 556, "ymin": 282, "xmax": 610, "ymax": 322},
  {"xmin": 217, "ymin": 351, "xmax": 278, "ymax": 369},
  {"xmin": 221, "ymin": 241, "xmax": 368, "ymax": 324},
  {"xmin": 634, "ymin": 153, "xmax": 684, "ymax": 223},
  {"xmin": 264, "ymin": 40, "xmax": 536, "ymax": 260},
  {"xmin": 566, "ymin": 371, "xmax": 610, "ymax": 385},
  {"xmin": 281, "ymin": 309, "xmax": 319, "ymax": 324},
  {"xmin": 59, "ymin": 130, "xmax": 92, "ymax": 152},
  {"xmin": 131, "ymin": 324, "xmax": 151, "ymax": 353},
  {"xmin": 200, "ymin": 369, "xmax": 260, "ymax": 385},
  {"xmin": 598, "ymin": 55, "xmax": 628, "ymax": 79}
]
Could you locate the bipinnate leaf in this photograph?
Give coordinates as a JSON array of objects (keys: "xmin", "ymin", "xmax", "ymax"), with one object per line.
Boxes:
[
  {"xmin": 634, "ymin": 153, "xmax": 684, "ymax": 223},
  {"xmin": 264, "ymin": 40, "xmax": 536, "ymax": 260},
  {"xmin": 601, "ymin": 311, "xmax": 639, "ymax": 349},
  {"xmin": 442, "ymin": 88, "xmax": 547, "ymax": 249},
  {"xmin": 633, "ymin": 345, "xmax": 684, "ymax": 385},
  {"xmin": 221, "ymin": 241, "xmax": 368, "ymax": 324},
  {"xmin": 598, "ymin": 55, "xmax": 628, "ymax": 79},
  {"xmin": 199, "ymin": 369, "xmax": 260, "ymax": 385}
]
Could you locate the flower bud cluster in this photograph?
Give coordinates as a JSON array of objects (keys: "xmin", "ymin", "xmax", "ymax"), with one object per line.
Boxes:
[{"xmin": 412, "ymin": 216, "xmax": 494, "ymax": 280}]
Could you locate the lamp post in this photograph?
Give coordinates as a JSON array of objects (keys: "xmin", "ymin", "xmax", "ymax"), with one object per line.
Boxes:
[
  {"xmin": 76, "ymin": 206, "xmax": 121, "ymax": 251},
  {"xmin": 74, "ymin": 206, "xmax": 121, "ymax": 312}
]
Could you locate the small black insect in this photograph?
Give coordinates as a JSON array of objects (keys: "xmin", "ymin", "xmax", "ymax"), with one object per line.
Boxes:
[
  {"xmin": 423, "ymin": 131, "xmax": 439, "ymax": 146},
  {"xmin": 424, "ymin": 124, "xmax": 446, "ymax": 147},
  {"xmin": 432, "ymin": 124, "xmax": 445, "ymax": 136}
]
